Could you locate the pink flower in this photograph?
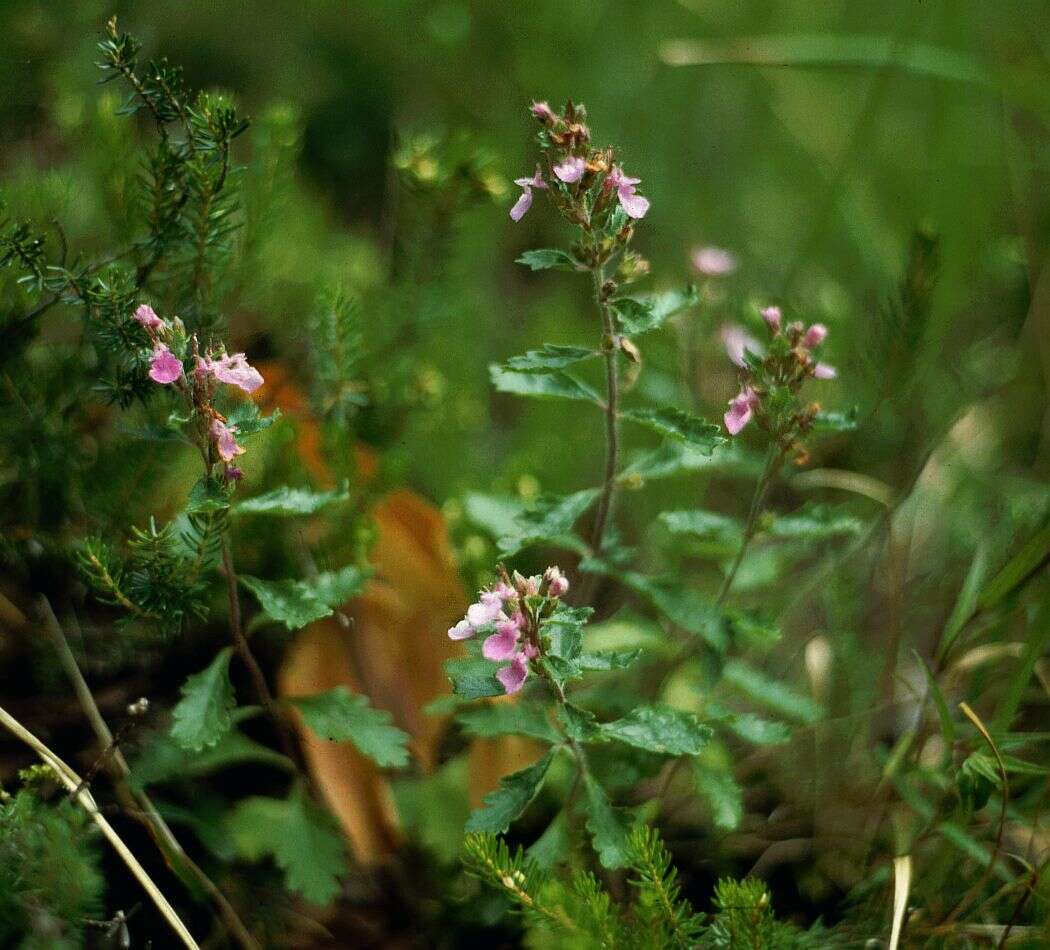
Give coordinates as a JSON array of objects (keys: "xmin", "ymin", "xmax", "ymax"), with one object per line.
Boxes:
[
  {"xmin": 134, "ymin": 304, "xmax": 164, "ymax": 330},
  {"xmin": 199, "ymin": 352, "xmax": 264, "ymax": 394},
  {"xmin": 467, "ymin": 589, "xmax": 505, "ymax": 627},
  {"xmin": 720, "ymin": 324, "xmax": 763, "ymax": 367},
  {"xmin": 448, "ymin": 619, "xmax": 475, "ymax": 641},
  {"xmin": 223, "ymin": 465, "xmax": 244, "ymax": 481},
  {"xmin": 803, "ymin": 324, "xmax": 828, "ymax": 348},
  {"xmin": 496, "ymin": 643, "xmax": 538, "ymax": 695},
  {"xmin": 148, "ymin": 344, "xmax": 183, "ymax": 384},
  {"xmin": 553, "ymin": 156, "xmax": 585, "ymax": 184},
  {"xmin": 530, "ymin": 100, "xmax": 557, "ymax": 124},
  {"xmin": 761, "ymin": 306, "xmax": 782, "ymax": 333},
  {"xmin": 691, "ymin": 246, "xmax": 737, "ymax": 277},
  {"xmin": 483, "ymin": 616, "xmax": 522, "ymax": 661},
  {"xmin": 510, "ymin": 165, "xmax": 547, "ymax": 222},
  {"xmin": 813, "ymin": 362, "xmax": 837, "ymax": 380},
  {"xmin": 544, "ymin": 565, "xmax": 569, "ymax": 597},
  {"xmin": 605, "ymin": 166, "xmax": 650, "ymax": 219},
  {"xmin": 725, "ymin": 386, "xmax": 760, "ymax": 436},
  {"xmin": 210, "ymin": 418, "xmax": 245, "ymax": 463}
]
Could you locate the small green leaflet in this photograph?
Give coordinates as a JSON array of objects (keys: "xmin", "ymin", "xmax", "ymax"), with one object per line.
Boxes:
[
  {"xmin": 235, "ymin": 481, "xmax": 350, "ymax": 517},
  {"xmin": 505, "ymin": 343, "xmax": 598, "ymax": 372},
  {"xmin": 543, "ymin": 604, "xmax": 593, "ymax": 663},
  {"xmin": 693, "ymin": 760, "xmax": 744, "ymax": 831},
  {"xmin": 465, "ymin": 749, "xmax": 555, "ymax": 834},
  {"xmin": 186, "ymin": 476, "xmax": 232, "ymax": 514},
  {"xmin": 660, "ymin": 510, "xmax": 743, "ymax": 545},
  {"xmin": 583, "ymin": 775, "xmax": 632, "ymax": 868},
  {"xmin": 289, "ymin": 686, "xmax": 410, "ymax": 768},
  {"xmin": 456, "ymin": 701, "xmax": 561, "ymax": 744},
  {"xmin": 225, "ymin": 401, "xmax": 280, "ymax": 437},
  {"xmin": 722, "ymin": 659, "xmax": 822, "ymax": 724},
  {"xmin": 490, "ymin": 365, "xmax": 601, "ymax": 404},
  {"xmin": 169, "ymin": 648, "xmax": 237, "ymax": 752},
  {"xmin": 600, "ymin": 705, "xmax": 712, "ymax": 756},
  {"xmin": 445, "ymin": 657, "xmax": 505, "ymax": 699},
  {"xmin": 611, "ymin": 285, "xmax": 699, "ymax": 336},
  {"xmin": 516, "ymin": 248, "xmax": 582, "ymax": 271},
  {"xmin": 498, "ymin": 488, "xmax": 599, "ymax": 558},
  {"xmin": 621, "ymin": 406, "xmax": 725, "ymax": 452},
  {"xmin": 239, "ymin": 565, "xmax": 370, "ymax": 630},
  {"xmin": 227, "ymin": 785, "xmax": 348, "ymax": 905},
  {"xmin": 811, "ymin": 408, "xmax": 857, "ymax": 432}
]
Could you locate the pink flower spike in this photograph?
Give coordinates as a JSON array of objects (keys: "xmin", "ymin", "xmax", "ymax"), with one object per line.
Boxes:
[
  {"xmin": 606, "ymin": 165, "xmax": 650, "ymax": 219},
  {"xmin": 496, "ymin": 652, "xmax": 531, "ymax": 695},
  {"xmin": 483, "ymin": 619, "xmax": 521, "ymax": 661},
  {"xmin": 803, "ymin": 324, "xmax": 828, "ymax": 348},
  {"xmin": 692, "ymin": 246, "xmax": 737, "ymax": 277},
  {"xmin": 530, "ymin": 100, "xmax": 557, "ymax": 124},
  {"xmin": 553, "ymin": 156, "xmax": 586, "ymax": 184},
  {"xmin": 148, "ymin": 344, "xmax": 183, "ymax": 384},
  {"xmin": 210, "ymin": 418, "xmax": 245, "ymax": 463},
  {"xmin": 720, "ymin": 324, "xmax": 762, "ymax": 367},
  {"xmin": 813, "ymin": 362, "xmax": 837, "ymax": 380},
  {"xmin": 761, "ymin": 306, "xmax": 782, "ymax": 333},
  {"xmin": 206, "ymin": 353, "xmax": 264, "ymax": 394},
  {"xmin": 725, "ymin": 387, "xmax": 759, "ymax": 436},
  {"xmin": 134, "ymin": 304, "xmax": 164, "ymax": 330},
  {"xmin": 448, "ymin": 619, "xmax": 475, "ymax": 641}
]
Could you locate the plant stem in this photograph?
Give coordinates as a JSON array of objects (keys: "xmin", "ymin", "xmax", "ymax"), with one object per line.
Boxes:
[
  {"xmin": 37, "ymin": 597, "xmax": 260, "ymax": 950},
  {"xmin": 715, "ymin": 443, "xmax": 783, "ymax": 607},
  {"xmin": 588, "ymin": 259, "xmax": 620, "ymax": 558},
  {"xmin": 0, "ymin": 702, "xmax": 200, "ymax": 950}
]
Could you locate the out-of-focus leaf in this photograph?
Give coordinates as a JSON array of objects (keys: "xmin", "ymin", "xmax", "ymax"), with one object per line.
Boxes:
[
  {"xmin": 490, "ymin": 365, "xmax": 601, "ymax": 404},
  {"xmin": 722, "ymin": 660, "xmax": 823, "ymax": 724},
  {"xmin": 937, "ymin": 545, "xmax": 990, "ymax": 661},
  {"xmin": 621, "ymin": 441, "xmax": 762, "ymax": 483},
  {"xmin": 465, "ymin": 749, "xmax": 555, "ymax": 834},
  {"xmin": 527, "ymin": 810, "xmax": 571, "ymax": 869},
  {"xmin": 289, "ymin": 686, "xmax": 410, "ymax": 768},
  {"xmin": 235, "ymin": 481, "xmax": 350, "ymax": 516},
  {"xmin": 228, "ymin": 784, "xmax": 347, "ymax": 905},
  {"xmin": 445, "ymin": 657, "xmax": 505, "ymax": 699},
  {"xmin": 621, "ymin": 406, "xmax": 725, "ymax": 451},
  {"xmin": 225, "ymin": 401, "xmax": 280, "ymax": 437},
  {"xmin": 306, "ymin": 565, "xmax": 371, "ymax": 606},
  {"xmin": 660, "ymin": 509, "xmax": 743, "ymax": 545},
  {"xmin": 600, "ymin": 705, "xmax": 712, "ymax": 756},
  {"xmin": 456, "ymin": 702, "xmax": 561, "ymax": 744},
  {"xmin": 707, "ymin": 703, "xmax": 792, "ymax": 745},
  {"xmin": 811, "ymin": 408, "xmax": 857, "ymax": 432},
  {"xmin": 170, "ymin": 647, "xmax": 236, "ymax": 752},
  {"xmin": 506, "ymin": 344, "xmax": 598, "ymax": 371},
  {"xmin": 693, "ymin": 760, "xmax": 744, "ymax": 831},
  {"xmin": 577, "ymin": 649, "xmax": 642, "ymax": 671},
  {"xmin": 131, "ymin": 728, "xmax": 293, "ymax": 789},
  {"xmin": 583, "ymin": 775, "xmax": 632, "ymax": 868},
  {"xmin": 764, "ymin": 504, "xmax": 864, "ymax": 541},
  {"xmin": 186, "ymin": 476, "xmax": 231, "ymax": 514},
  {"xmin": 498, "ymin": 489, "xmax": 599, "ymax": 557},
  {"xmin": 462, "ymin": 492, "xmax": 526, "ymax": 539},
  {"xmin": 516, "ymin": 248, "xmax": 582, "ymax": 271},
  {"xmin": 978, "ymin": 524, "xmax": 1050, "ymax": 611},
  {"xmin": 992, "ymin": 598, "xmax": 1050, "ymax": 733}
]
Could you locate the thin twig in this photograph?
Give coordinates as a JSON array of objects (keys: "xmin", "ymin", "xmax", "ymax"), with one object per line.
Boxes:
[
  {"xmin": 0, "ymin": 702, "xmax": 199, "ymax": 950},
  {"xmin": 37, "ymin": 597, "xmax": 260, "ymax": 950}
]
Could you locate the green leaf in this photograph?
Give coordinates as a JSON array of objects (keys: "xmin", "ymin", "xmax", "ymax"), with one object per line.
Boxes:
[
  {"xmin": 622, "ymin": 441, "xmax": 764, "ymax": 483},
  {"xmin": 170, "ymin": 648, "xmax": 236, "ymax": 752},
  {"xmin": 461, "ymin": 492, "xmax": 526, "ymax": 539},
  {"xmin": 228, "ymin": 785, "xmax": 347, "ymax": 905},
  {"xmin": 236, "ymin": 482, "xmax": 350, "ymax": 517},
  {"xmin": 706, "ymin": 704, "xmax": 791, "ymax": 745},
  {"xmin": 498, "ymin": 489, "xmax": 599, "ymax": 557},
  {"xmin": 490, "ymin": 365, "xmax": 601, "ymax": 404},
  {"xmin": 765, "ymin": 504, "xmax": 864, "ymax": 541},
  {"xmin": 289, "ymin": 686, "xmax": 410, "ymax": 767},
  {"xmin": 722, "ymin": 660, "xmax": 822, "ymax": 724},
  {"xmin": 307, "ymin": 565, "xmax": 371, "ymax": 606},
  {"xmin": 445, "ymin": 657, "xmax": 505, "ymax": 699},
  {"xmin": 457, "ymin": 702, "xmax": 561, "ymax": 744},
  {"xmin": 577, "ymin": 649, "xmax": 642, "ymax": 671},
  {"xmin": 660, "ymin": 510, "xmax": 743, "ymax": 545},
  {"xmin": 528, "ymin": 811, "xmax": 571, "ymax": 869},
  {"xmin": 583, "ymin": 775, "xmax": 632, "ymax": 868},
  {"xmin": 544, "ymin": 604, "xmax": 593, "ymax": 663},
  {"xmin": 465, "ymin": 750, "xmax": 555, "ymax": 834},
  {"xmin": 239, "ymin": 567, "xmax": 368, "ymax": 631},
  {"xmin": 621, "ymin": 406, "xmax": 725, "ymax": 452},
  {"xmin": 811, "ymin": 408, "xmax": 857, "ymax": 432},
  {"xmin": 600, "ymin": 705, "xmax": 712, "ymax": 756},
  {"xmin": 611, "ymin": 285, "xmax": 699, "ymax": 336},
  {"xmin": 225, "ymin": 401, "xmax": 280, "ymax": 437},
  {"xmin": 516, "ymin": 248, "xmax": 582, "ymax": 271},
  {"xmin": 559, "ymin": 703, "xmax": 604, "ymax": 743},
  {"xmin": 693, "ymin": 760, "xmax": 743, "ymax": 831},
  {"xmin": 505, "ymin": 343, "xmax": 598, "ymax": 371},
  {"xmin": 978, "ymin": 524, "xmax": 1050, "ymax": 611},
  {"xmin": 186, "ymin": 476, "xmax": 232, "ymax": 514},
  {"xmin": 937, "ymin": 545, "xmax": 990, "ymax": 661},
  {"xmin": 131, "ymin": 728, "xmax": 293, "ymax": 789}
]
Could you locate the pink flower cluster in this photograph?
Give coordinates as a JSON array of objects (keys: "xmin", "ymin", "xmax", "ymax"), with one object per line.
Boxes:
[{"xmin": 448, "ymin": 566, "xmax": 569, "ymax": 695}]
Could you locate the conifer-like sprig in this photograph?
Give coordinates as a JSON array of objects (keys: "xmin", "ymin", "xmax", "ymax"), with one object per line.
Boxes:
[{"xmin": 626, "ymin": 826, "xmax": 704, "ymax": 948}]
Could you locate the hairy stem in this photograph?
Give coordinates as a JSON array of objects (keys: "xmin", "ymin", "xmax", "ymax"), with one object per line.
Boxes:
[
  {"xmin": 37, "ymin": 597, "xmax": 260, "ymax": 950},
  {"xmin": 588, "ymin": 260, "xmax": 620, "ymax": 558}
]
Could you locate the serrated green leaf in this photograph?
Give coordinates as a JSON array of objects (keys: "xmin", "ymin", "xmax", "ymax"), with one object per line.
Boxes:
[
  {"xmin": 693, "ymin": 760, "xmax": 743, "ymax": 831},
  {"xmin": 186, "ymin": 476, "xmax": 232, "ymax": 514},
  {"xmin": 235, "ymin": 482, "xmax": 350, "ymax": 517},
  {"xmin": 490, "ymin": 365, "xmax": 601, "ymax": 404},
  {"xmin": 289, "ymin": 686, "xmax": 409, "ymax": 767},
  {"xmin": 621, "ymin": 406, "xmax": 725, "ymax": 451},
  {"xmin": 516, "ymin": 248, "xmax": 581, "ymax": 271},
  {"xmin": 722, "ymin": 660, "xmax": 822, "ymax": 724},
  {"xmin": 457, "ymin": 702, "xmax": 561, "ymax": 743},
  {"xmin": 170, "ymin": 648, "xmax": 236, "ymax": 752},
  {"xmin": 544, "ymin": 604, "xmax": 593, "ymax": 662},
  {"xmin": 225, "ymin": 401, "xmax": 280, "ymax": 437},
  {"xmin": 498, "ymin": 489, "xmax": 599, "ymax": 557},
  {"xmin": 505, "ymin": 344, "xmax": 598, "ymax": 371},
  {"xmin": 228, "ymin": 785, "xmax": 347, "ymax": 905},
  {"xmin": 465, "ymin": 749, "xmax": 555, "ymax": 834},
  {"xmin": 559, "ymin": 703, "xmax": 603, "ymax": 742},
  {"xmin": 131, "ymin": 728, "xmax": 294, "ymax": 790},
  {"xmin": 600, "ymin": 705, "xmax": 712, "ymax": 756},
  {"xmin": 611, "ymin": 285, "xmax": 699, "ymax": 336},
  {"xmin": 445, "ymin": 656, "xmax": 505, "ymax": 699},
  {"xmin": 583, "ymin": 775, "xmax": 632, "ymax": 868},
  {"xmin": 307, "ymin": 565, "xmax": 372, "ymax": 606},
  {"xmin": 622, "ymin": 441, "xmax": 763, "ymax": 483},
  {"xmin": 239, "ymin": 566, "xmax": 368, "ymax": 631},
  {"xmin": 577, "ymin": 649, "xmax": 642, "ymax": 671}
]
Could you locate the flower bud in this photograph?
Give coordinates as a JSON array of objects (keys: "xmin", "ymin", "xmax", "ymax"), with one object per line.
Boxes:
[
  {"xmin": 761, "ymin": 306, "xmax": 782, "ymax": 333},
  {"xmin": 619, "ymin": 337, "xmax": 641, "ymax": 364},
  {"xmin": 803, "ymin": 323, "xmax": 828, "ymax": 348}
]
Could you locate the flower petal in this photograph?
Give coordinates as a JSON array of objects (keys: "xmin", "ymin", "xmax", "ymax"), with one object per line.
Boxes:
[
  {"xmin": 134, "ymin": 304, "xmax": 164, "ymax": 330},
  {"xmin": 482, "ymin": 621, "xmax": 520, "ymax": 660},
  {"xmin": 148, "ymin": 345, "xmax": 183, "ymax": 384},
  {"xmin": 618, "ymin": 189, "xmax": 650, "ymax": 219},
  {"xmin": 448, "ymin": 619, "xmax": 475, "ymax": 641},
  {"xmin": 509, "ymin": 188, "xmax": 533, "ymax": 222},
  {"xmin": 553, "ymin": 157, "xmax": 585, "ymax": 183},
  {"xmin": 496, "ymin": 653, "xmax": 530, "ymax": 695}
]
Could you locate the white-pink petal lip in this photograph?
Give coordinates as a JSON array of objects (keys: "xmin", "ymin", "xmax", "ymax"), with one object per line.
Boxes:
[
  {"xmin": 553, "ymin": 157, "xmax": 585, "ymax": 183},
  {"xmin": 448, "ymin": 619, "xmax": 474, "ymax": 641}
]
